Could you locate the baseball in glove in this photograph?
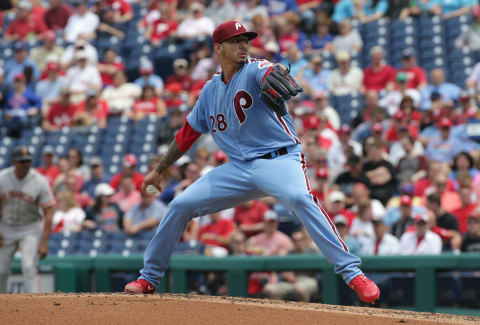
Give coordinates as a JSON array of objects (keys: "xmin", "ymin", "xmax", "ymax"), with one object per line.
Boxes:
[{"xmin": 261, "ymin": 64, "xmax": 303, "ymax": 116}]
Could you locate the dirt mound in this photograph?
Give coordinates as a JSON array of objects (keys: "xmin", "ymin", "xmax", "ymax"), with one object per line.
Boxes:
[{"xmin": 0, "ymin": 293, "xmax": 477, "ymax": 325}]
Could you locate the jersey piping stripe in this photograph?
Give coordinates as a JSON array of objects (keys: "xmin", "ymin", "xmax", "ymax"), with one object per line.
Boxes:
[
  {"xmin": 299, "ymin": 153, "xmax": 349, "ymax": 252},
  {"xmin": 261, "ymin": 66, "xmax": 273, "ymax": 85},
  {"xmin": 276, "ymin": 114, "xmax": 300, "ymax": 144}
]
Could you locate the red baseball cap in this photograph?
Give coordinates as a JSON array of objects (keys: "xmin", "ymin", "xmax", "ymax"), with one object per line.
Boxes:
[
  {"xmin": 338, "ymin": 124, "xmax": 352, "ymax": 135},
  {"xmin": 46, "ymin": 62, "xmax": 60, "ymax": 72},
  {"xmin": 123, "ymin": 154, "xmax": 137, "ymax": 167},
  {"xmin": 466, "ymin": 108, "xmax": 478, "ymax": 118},
  {"xmin": 212, "ymin": 21, "xmax": 257, "ymax": 44},
  {"xmin": 214, "ymin": 150, "xmax": 226, "ymax": 162},
  {"xmin": 393, "ymin": 110, "xmax": 406, "ymax": 121},
  {"xmin": 43, "ymin": 30, "xmax": 56, "ymax": 41},
  {"xmin": 316, "ymin": 168, "xmax": 328, "ymax": 179},
  {"xmin": 303, "ymin": 115, "xmax": 320, "ymax": 130},
  {"xmin": 414, "ymin": 213, "xmax": 429, "ymax": 223},
  {"xmin": 372, "ymin": 122, "xmax": 384, "ymax": 133},
  {"xmin": 438, "ymin": 117, "xmax": 452, "ymax": 128},
  {"xmin": 400, "ymin": 195, "xmax": 412, "ymax": 206},
  {"xmin": 14, "ymin": 73, "xmax": 25, "ymax": 81}
]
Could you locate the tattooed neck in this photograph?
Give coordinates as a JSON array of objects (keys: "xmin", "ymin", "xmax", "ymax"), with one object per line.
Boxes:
[{"xmin": 155, "ymin": 140, "xmax": 185, "ymax": 174}]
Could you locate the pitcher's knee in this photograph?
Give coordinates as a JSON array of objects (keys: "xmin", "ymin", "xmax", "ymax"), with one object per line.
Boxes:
[
  {"xmin": 287, "ymin": 191, "xmax": 311, "ymax": 209},
  {"xmin": 168, "ymin": 196, "xmax": 197, "ymax": 220}
]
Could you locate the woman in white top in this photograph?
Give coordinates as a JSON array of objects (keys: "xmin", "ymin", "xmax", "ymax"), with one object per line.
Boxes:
[{"xmin": 52, "ymin": 191, "xmax": 86, "ymax": 232}]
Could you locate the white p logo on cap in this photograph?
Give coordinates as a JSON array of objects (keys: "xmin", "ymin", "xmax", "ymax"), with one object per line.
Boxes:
[{"xmin": 235, "ymin": 23, "xmax": 242, "ymax": 30}]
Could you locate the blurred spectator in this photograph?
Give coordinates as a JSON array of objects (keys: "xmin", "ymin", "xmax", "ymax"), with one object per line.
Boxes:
[
  {"xmin": 398, "ymin": 49, "xmax": 428, "ymax": 90},
  {"xmin": 134, "ymin": 59, "xmax": 164, "ymax": 95},
  {"xmin": 53, "ymin": 157, "xmax": 80, "ymax": 193},
  {"xmin": 98, "ymin": 48, "xmax": 124, "ymax": 87},
  {"xmin": 4, "ymin": 73, "xmax": 41, "ymax": 138},
  {"xmin": 63, "ymin": 170, "xmax": 92, "ymax": 208},
  {"xmin": 351, "ymin": 90, "xmax": 379, "ymax": 128},
  {"xmin": 64, "ymin": 0, "xmax": 100, "ymax": 43},
  {"xmin": 263, "ymin": 229, "xmax": 319, "ymax": 301},
  {"xmin": 432, "ymin": 0, "xmax": 477, "ymax": 19},
  {"xmin": 279, "ymin": 44, "xmax": 309, "ymax": 77},
  {"xmin": 350, "ymin": 182, "xmax": 386, "ymax": 221},
  {"xmin": 174, "ymin": 162, "xmax": 201, "ymax": 196},
  {"xmin": 157, "ymin": 107, "xmax": 185, "ymax": 145},
  {"xmin": 111, "ymin": 175, "xmax": 142, "ymax": 214},
  {"xmin": 461, "ymin": 210, "xmax": 480, "ymax": 252},
  {"xmin": 362, "ymin": 215, "xmax": 400, "ymax": 255},
  {"xmin": 205, "ymin": 0, "xmax": 236, "ymax": 26},
  {"xmin": 44, "ymin": 0, "xmax": 73, "ymax": 31},
  {"xmin": 81, "ymin": 156, "xmax": 108, "ymax": 199},
  {"xmin": 52, "ymin": 190, "xmax": 86, "ymax": 232},
  {"xmin": 103, "ymin": 0, "xmax": 133, "ymax": 23},
  {"xmin": 4, "ymin": 42, "xmax": 40, "ymax": 84},
  {"xmin": 145, "ymin": 2, "xmax": 178, "ymax": 45},
  {"xmin": 394, "ymin": 135, "xmax": 427, "ymax": 183},
  {"xmin": 326, "ymin": 191, "xmax": 356, "ymax": 227},
  {"xmin": 352, "ymin": 107, "xmax": 388, "ymax": 142},
  {"xmin": 190, "ymin": 42, "xmax": 216, "ymax": 82},
  {"xmin": 248, "ymin": 14, "xmax": 277, "ymax": 58},
  {"xmin": 379, "ymin": 75, "xmax": 421, "ymax": 116},
  {"xmin": 130, "ymin": 85, "xmax": 167, "ymax": 120},
  {"xmin": 229, "ymin": 231, "xmax": 248, "ymax": 255},
  {"xmin": 199, "ymin": 211, "xmax": 236, "ymax": 250},
  {"xmin": 327, "ymin": 50, "xmax": 363, "ymax": 96},
  {"xmin": 35, "ymin": 63, "xmax": 67, "ymax": 108},
  {"xmin": 308, "ymin": 19, "xmax": 333, "ymax": 54},
  {"xmin": 73, "ymin": 90, "xmax": 109, "ymax": 129},
  {"xmin": 363, "ymin": 46, "xmax": 396, "ymax": 92},
  {"xmin": 276, "ymin": 12, "xmax": 307, "ymax": 54},
  {"xmin": 329, "ymin": 126, "xmax": 363, "ymax": 174},
  {"xmin": 83, "ymin": 183, "xmax": 123, "ymax": 231},
  {"xmin": 314, "ymin": 91, "xmax": 339, "ymax": 129},
  {"xmin": 96, "ymin": 7, "xmax": 126, "ymax": 39},
  {"xmin": 452, "ymin": 174, "xmax": 477, "ymax": 234},
  {"xmin": 399, "ymin": 213, "xmax": 442, "ymax": 255},
  {"xmin": 386, "ymin": 0, "xmax": 411, "ymax": 19},
  {"xmin": 332, "ymin": 19, "xmax": 363, "ymax": 52},
  {"xmin": 455, "ymin": 5, "xmax": 480, "ymax": 50},
  {"xmin": 421, "ymin": 68, "xmax": 461, "ymax": 110},
  {"xmin": 450, "ymin": 152, "xmax": 479, "ymax": 183},
  {"xmin": 390, "ymin": 195, "xmax": 416, "ymax": 238},
  {"xmin": 333, "ymin": 215, "xmax": 361, "ymax": 254},
  {"xmin": 123, "ymin": 194, "xmax": 167, "ymax": 236},
  {"xmin": 37, "ymin": 145, "xmax": 61, "ymax": 187},
  {"xmin": 334, "ymin": 155, "xmax": 369, "ymax": 200},
  {"xmin": 68, "ymin": 148, "xmax": 90, "ymax": 182},
  {"xmin": 362, "ymin": 139, "xmax": 396, "ymax": 205},
  {"xmin": 233, "ymin": 200, "xmax": 269, "ymax": 237},
  {"xmin": 61, "ymin": 38, "xmax": 99, "ymax": 68},
  {"xmin": 349, "ymin": 198, "xmax": 375, "ymax": 251},
  {"xmin": 65, "ymin": 51, "xmax": 102, "ymax": 102},
  {"xmin": 30, "ymin": 31, "xmax": 65, "ymax": 72},
  {"xmin": 263, "ymin": 0, "xmax": 299, "ymax": 30},
  {"xmin": 41, "ymin": 88, "xmax": 78, "ymax": 131},
  {"xmin": 110, "ymin": 154, "xmax": 145, "ymax": 192},
  {"xmin": 236, "ymin": 0, "xmax": 269, "ymax": 25},
  {"xmin": 297, "ymin": 56, "xmax": 331, "ymax": 94},
  {"xmin": 101, "ymin": 71, "xmax": 141, "ymax": 115},
  {"xmin": 194, "ymin": 148, "xmax": 211, "ymax": 175},
  {"xmin": 5, "ymin": 0, "xmax": 47, "ymax": 41},
  {"xmin": 247, "ymin": 211, "xmax": 294, "ymax": 256},
  {"xmin": 356, "ymin": 0, "xmax": 389, "ymax": 23},
  {"xmin": 176, "ymin": 2, "xmax": 215, "ymax": 40},
  {"xmin": 310, "ymin": 168, "xmax": 331, "ymax": 203},
  {"xmin": 332, "ymin": 0, "xmax": 355, "ymax": 22},
  {"xmin": 426, "ymin": 192, "xmax": 460, "ymax": 230},
  {"xmin": 0, "ymin": 68, "xmax": 7, "ymax": 109},
  {"xmin": 165, "ymin": 59, "xmax": 193, "ymax": 92}
]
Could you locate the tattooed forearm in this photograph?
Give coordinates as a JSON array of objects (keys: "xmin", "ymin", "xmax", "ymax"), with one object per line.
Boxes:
[{"xmin": 155, "ymin": 140, "xmax": 185, "ymax": 173}]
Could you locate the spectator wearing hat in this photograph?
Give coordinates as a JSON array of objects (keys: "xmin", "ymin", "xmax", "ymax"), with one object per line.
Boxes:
[
  {"xmin": 176, "ymin": 2, "xmax": 215, "ymax": 40},
  {"xmin": 61, "ymin": 38, "xmax": 99, "ymax": 69},
  {"xmin": 461, "ymin": 208, "xmax": 480, "ymax": 252},
  {"xmin": 233, "ymin": 200, "xmax": 269, "ymax": 238},
  {"xmin": 331, "ymin": 19, "xmax": 363, "ymax": 53},
  {"xmin": 363, "ymin": 46, "xmax": 396, "ymax": 92},
  {"xmin": 386, "ymin": 109, "xmax": 420, "ymax": 144},
  {"xmin": 420, "ymin": 68, "xmax": 461, "ymax": 110},
  {"xmin": 398, "ymin": 49, "xmax": 428, "ymax": 91},
  {"xmin": 333, "ymin": 215, "xmax": 361, "ymax": 254},
  {"xmin": 456, "ymin": 6, "xmax": 480, "ymax": 50},
  {"xmin": 199, "ymin": 211, "xmax": 236, "ymax": 250},
  {"xmin": 390, "ymin": 195, "xmax": 417, "ymax": 238},
  {"xmin": 81, "ymin": 157, "xmax": 109, "ymax": 199},
  {"xmin": 35, "ymin": 63, "xmax": 67, "ymax": 107},
  {"xmin": 72, "ymin": 90, "xmax": 108, "ymax": 129},
  {"xmin": 65, "ymin": 50, "xmax": 102, "ymax": 102},
  {"xmin": 297, "ymin": 56, "xmax": 331, "ymax": 94},
  {"xmin": 41, "ymin": 88, "xmax": 78, "ymax": 131},
  {"xmin": 145, "ymin": 3, "xmax": 178, "ymax": 46},
  {"xmin": 326, "ymin": 191, "xmax": 356, "ymax": 228},
  {"xmin": 363, "ymin": 214, "xmax": 400, "ymax": 255},
  {"xmin": 399, "ymin": 212, "xmax": 442, "ymax": 255},
  {"xmin": 134, "ymin": 59, "xmax": 165, "ymax": 95},
  {"xmin": 100, "ymin": 71, "xmax": 140, "ymax": 115},
  {"xmin": 131, "ymin": 85, "xmax": 168, "ymax": 120},
  {"xmin": 37, "ymin": 145, "xmax": 61, "ymax": 186},
  {"xmin": 205, "ymin": 0, "xmax": 236, "ymax": 26},
  {"xmin": 327, "ymin": 50, "xmax": 363, "ymax": 96},
  {"xmin": 352, "ymin": 107, "xmax": 388, "ymax": 143},
  {"xmin": 310, "ymin": 168, "xmax": 331, "ymax": 203},
  {"xmin": 4, "ymin": 42, "xmax": 40, "ymax": 84},
  {"xmin": 30, "ymin": 31, "xmax": 65, "ymax": 72},
  {"xmin": 83, "ymin": 183, "xmax": 123, "ymax": 231},
  {"xmin": 123, "ymin": 193, "xmax": 167, "ymax": 236},
  {"xmin": 452, "ymin": 172, "xmax": 478, "ymax": 234},
  {"xmin": 98, "ymin": 48, "xmax": 124, "ymax": 87},
  {"xmin": 64, "ymin": 0, "xmax": 100, "ymax": 43},
  {"xmin": 378, "ymin": 74, "xmax": 421, "ymax": 116},
  {"xmin": 165, "ymin": 59, "xmax": 193, "ymax": 92},
  {"xmin": 5, "ymin": 0, "xmax": 47, "ymax": 41},
  {"xmin": 110, "ymin": 154, "xmax": 145, "ymax": 192},
  {"xmin": 44, "ymin": 0, "xmax": 74, "ymax": 31},
  {"xmin": 334, "ymin": 155, "xmax": 370, "ymax": 201}
]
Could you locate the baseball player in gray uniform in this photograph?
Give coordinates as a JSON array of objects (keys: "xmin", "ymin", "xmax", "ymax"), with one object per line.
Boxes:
[{"xmin": 0, "ymin": 147, "xmax": 55, "ymax": 293}]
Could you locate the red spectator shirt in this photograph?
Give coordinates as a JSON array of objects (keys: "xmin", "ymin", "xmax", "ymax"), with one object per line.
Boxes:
[
  {"xmin": 32, "ymin": 5, "xmax": 46, "ymax": 22},
  {"xmin": 46, "ymin": 102, "xmax": 78, "ymax": 128},
  {"xmin": 110, "ymin": 172, "xmax": 145, "ymax": 192},
  {"xmin": 105, "ymin": 0, "xmax": 132, "ymax": 15},
  {"xmin": 100, "ymin": 62, "xmax": 125, "ymax": 86},
  {"xmin": 452, "ymin": 203, "xmax": 477, "ymax": 234},
  {"xmin": 37, "ymin": 165, "xmax": 61, "ymax": 186},
  {"xmin": 133, "ymin": 98, "xmax": 159, "ymax": 114},
  {"xmin": 151, "ymin": 19, "xmax": 178, "ymax": 42},
  {"xmin": 363, "ymin": 64, "xmax": 396, "ymax": 91},
  {"xmin": 6, "ymin": 16, "xmax": 47, "ymax": 40},
  {"xmin": 44, "ymin": 4, "xmax": 73, "ymax": 30},
  {"xmin": 398, "ymin": 66, "xmax": 428, "ymax": 89},
  {"xmin": 199, "ymin": 218, "xmax": 236, "ymax": 249},
  {"xmin": 75, "ymin": 100, "xmax": 109, "ymax": 120},
  {"xmin": 233, "ymin": 201, "xmax": 269, "ymax": 237},
  {"xmin": 165, "ymin": 75, "xmax": 193, "ymax": 92}
]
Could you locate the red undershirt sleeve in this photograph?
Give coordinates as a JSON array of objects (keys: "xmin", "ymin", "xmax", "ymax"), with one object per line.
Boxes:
[{"xmin": 175, "ymin": 121, "xmax": 202, "ymax": 152}]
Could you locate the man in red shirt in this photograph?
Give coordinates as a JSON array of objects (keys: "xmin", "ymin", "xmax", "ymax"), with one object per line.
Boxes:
[
  {"xmin": 110, "ymin": 154, "xmax": 145, "ymax": 192},
  {"xmin": 104, "ymin": 0, "xmax": 133, "ymax": 22},
  {"xmin": 398, "ymin": 48, "xmax": 428, "ymax": 91},
  {"xmin": 42, "ymin": 88, "xmax": 78, "ymax": 131},
  {"xmin": 98, "ymin": 48, "xmax": 125, "ymax": 86},
  {"xmin": 310, "ymin": 168, "xmax": 330, "ymax": 204},
  {"xmin": 326, "ymin": 191, "xmax": 356, "ymax": 228},
  {"xmin": 5, "ymin": 0, "xmax": 47, "ymax": 41},
  {"xmin": 199, "ymin": 211, "xmax": 236, "ymax": 250},
  {"xmin": 147, "ymin": 2, "xmax": 178, "ymax": 45},
  {"xmin": 233, "ymin": 200, "xmax": 269, "ymax": 237},
  {"xmin": 36, "ymin": 145, "xmax": 61, "ymax": 186},
  {"xmin": 363, "ymin": 46, "xmax": 396, "ymax": 92},
  {"xmin": 44, "ymin": 0, "xmax": 73, "ymax": 31},
  {"xmin": 165, "ymin": 59, "xmax": 193, "ymax": 92},
  {"xmin": 453, "ymin": 179, "xmax": 478, "ymax": 234}
]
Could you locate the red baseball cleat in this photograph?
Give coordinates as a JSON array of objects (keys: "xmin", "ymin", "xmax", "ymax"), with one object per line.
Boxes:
[
  {"xmin": 124, "ymin": 279, "xmax": 156, "ymax": 294},
  {"xmin": 349, "ymin": 274, "xmax": 380, "ymax": 304}
]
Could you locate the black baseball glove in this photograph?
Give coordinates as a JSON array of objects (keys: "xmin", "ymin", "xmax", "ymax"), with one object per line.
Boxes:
[{"xmin": 261, "ymin": 64, "xmax": 303, "ymax": 116}]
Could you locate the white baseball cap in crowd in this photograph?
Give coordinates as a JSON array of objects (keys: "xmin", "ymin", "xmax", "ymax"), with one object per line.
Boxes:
[
  {"xmin": 329, "ymin": 191, "xmax": 346, "ymax": 203},
  {"xmin": 333, "ymin": 214, "xmax": 348, "ymax": 226},
  {"xmin": 264, "ymin": 210, "xmax": 278, "ymax": 221},
  {"xmin": 94, "ymin": 183, "xmax": 115, "ymax": 197}
]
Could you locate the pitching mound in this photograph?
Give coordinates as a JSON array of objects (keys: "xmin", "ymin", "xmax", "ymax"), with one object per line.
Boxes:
[{"xmin": 0, "ymin": 293, "xmax": 478, "ymax": 325}]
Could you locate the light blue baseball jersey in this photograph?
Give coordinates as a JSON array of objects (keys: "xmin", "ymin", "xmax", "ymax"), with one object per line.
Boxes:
[{"xmin": 187, "ymin": 59, "xmax": 300, "ymax": 161}]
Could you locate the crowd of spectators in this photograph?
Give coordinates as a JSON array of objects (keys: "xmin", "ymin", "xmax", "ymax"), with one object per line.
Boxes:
[{"xmin": 2, "ymin": 0, "xmax": 480, "ymax": 299}]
